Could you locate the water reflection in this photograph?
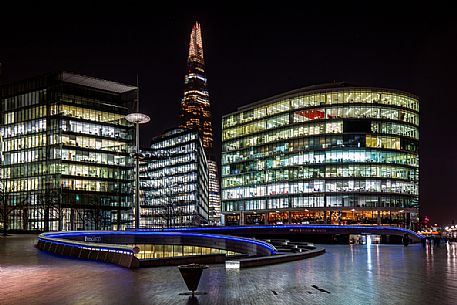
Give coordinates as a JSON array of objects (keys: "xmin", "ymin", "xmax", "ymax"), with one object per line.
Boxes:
[
  {"xmin": 186, "ymin": 296, "xmax": 200, "ymax": 305},
  {"xmin": 446, "ymin": 242, "xmax": 457, "ymax": 285},
  {"xmin": 446, "ymin": 241, "xmax": 457, "ymax": 257}
]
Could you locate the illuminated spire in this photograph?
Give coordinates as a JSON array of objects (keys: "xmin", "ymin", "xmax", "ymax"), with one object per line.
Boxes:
[
  {"xmin": 180, "ymin": 21, "xmax": 221, "ymax": 226},
  {"xmin": 188, "ymin": 22, "xmax": 204, "ymax": 62},
  {"xmin": 180, "ymin": 21, "xmax": 213, "ymax": 152}
]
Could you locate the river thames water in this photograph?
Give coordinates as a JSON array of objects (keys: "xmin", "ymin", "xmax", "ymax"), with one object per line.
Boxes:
[{"xmin": 1, "ymin": 234, "xmax": 456, "ymax": 305}]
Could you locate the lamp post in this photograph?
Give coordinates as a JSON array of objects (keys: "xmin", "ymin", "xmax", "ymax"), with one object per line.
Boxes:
[{"xmin": 125, "ymin": 112, "xmax": 150, "ymax": 230}]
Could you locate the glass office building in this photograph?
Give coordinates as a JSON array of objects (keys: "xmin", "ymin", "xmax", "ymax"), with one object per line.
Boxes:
[
  {"xmin": 208, "ymin": 160, "xmax": 222, "ymax": 224},
  {"xmin": 139, "ymin": 128, "xmax": 209, "ymax": 228},
  {"xmin": 221, "ymin": 83, "xmax": 419, "ymax": 228},
  {"xmin": 0, "ymin": 72, "xmax": 136, "ymax": 231}
]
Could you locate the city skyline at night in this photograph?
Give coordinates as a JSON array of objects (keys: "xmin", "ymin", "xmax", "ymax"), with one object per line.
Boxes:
[{"xmin": 1, "ymin": 3, "xmax": 456, "ymax": 225}]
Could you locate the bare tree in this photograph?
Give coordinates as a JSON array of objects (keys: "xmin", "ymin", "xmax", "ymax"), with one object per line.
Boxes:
[
  {"xmin": 85, "ymin": 196, "xmax": 104, "ymax": 230},
  {"xmin": 0, "ymin": 183, "xmax": 29, "ymax": 236},
  {"xmin": 0, "ymin": 184, "xmax": 13, "ymax": 236},
  {"xmin": 37, "ymin": 184, "xmax": 62, "ymax": 232}
]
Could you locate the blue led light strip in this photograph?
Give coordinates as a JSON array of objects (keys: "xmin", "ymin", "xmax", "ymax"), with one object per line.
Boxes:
[
  {"xmin": 40, "ymin": 231, "xmax": 278, "ymax": 255},
  {"xmin": 38, "ymin": 235, "xmax": 135, "ymax": 255},
  {"xmin": 147, "ymin": 224, "xmax": 425, "ymax": 239}
]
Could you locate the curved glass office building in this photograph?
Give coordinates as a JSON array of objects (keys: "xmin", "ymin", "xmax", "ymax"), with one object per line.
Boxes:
[{"xmin": 221, "ymin": 83, "xmax": 419, "ymax": 228}]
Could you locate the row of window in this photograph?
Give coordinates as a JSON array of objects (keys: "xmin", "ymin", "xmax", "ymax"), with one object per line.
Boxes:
[
  {"xmin": 150, "ymin": 132, "xmax": 198, "ymax": 150},
  {"xmin": 4, "ymin": 190, "xmax": 131, "ymax": 209},
  {"xmin": 223, "ymin": 149, "xmax": 418, "ymax": 168},
  {"xmin": 223, "ymin": 106, "xmax": 418, "ymax": 141},
  {"xmin": 61, "ymin": 164, "xmax": 131, "ymax": 180},
  {"xmin": 144, "ymin": 151, "xmax": 198, "ymax": 170},
  {"xmin": 143, "ymin": 187, "xmax": 200, "ymax": 200},
  {"xmin": 141, "ymin": 173, "xmax": 199, "ymax": 190},
  {"xmin": 52, "ymin": 104, "xmax": 129, "ymax": 126},
  {"xmin": 61, "ymin": 149, "xmax": 129, "ymax": 166},
  {"xmin": 61, "ymin": 179, "xmax": 132, "ymax": 193},
  {"xmin": 60, "ymin": 119, "xmax": 131, "ymax": 140},
  {"xmin": 2, "ymin": 133, "xmax": 47, "ymax": 152},
  {"xmin": 223, "ymin": 194, "xmax": 417, "ymax": 211},
  {"xmin": 223, "ymin": 134, "xmax": 418, "ymax": 153},
  {"xmin": 224, "ymin": 120, "xmax": 418, "ymax": 148},
  {"xmin": 60, "ymin": 194, "xmax": 132, "ymax": 207},
  {"xmin": 2, "ymin": 163, "xmax": 49, "ymax": 178},
  {"xmin": 2, "ymin": 147, "xmax": 47, "ymax": 164},
  {"xmin": 138, "ymin": 212, "xmax": 201, "ymax": 228},
  {"xmin": 1, "ymin": 89, "xmax": 46, "ymax": 112},
  {"xmin": 61, "ymin": 134, "xmax": 130, "ymax": 152},
  {"xmin": 2, "ymin": 147, "xmax": 129, "ymax": 167},
  {"xmin": 1, "ymin": 177, "xmax": 61, "ymax": 192},
  {"xmin": 2, "ymin": 132, "xmax": 130, "ymax": 153},
  {"xmin": 141, "ymin": 163, "xmax": 197, "ymax": 179},
  {"xmin": 223, "ymin": 90, "xmax": 418, "ymax": 128},
  {"xmin": 224, "ymin": 154, "xmax": 418, "ymax": 174},
  {"xmin": 131, "ymin": 244, "xmax": 236, "ymax": 260},
  {"xmin": 2, "ymin": 162, "xmax": 104, "ymax": 178},
  {"xmin": 230, "ymin": 210, "xmax": 416, "ymax": 225},
  {"xmin": 222, "ymin": 179, "xmax": 417, "ymax": 200},
  {"xmin": 222, "ymin": 164, "xmax": 417, "ymax": 187},
  {"xmin": 140, "ymin": 203, "xmax": 198, "ymax": 215},
  {"xmin": 1, "ymin": 118, "xmax": 46, "ymax": 137},
  {"xmin": 145, "ymin": 142, "xmax": 197, "ymax": 161},
  {"xmin": 3, "ymin": 105, "xmax": 47, "ymax": 125}
]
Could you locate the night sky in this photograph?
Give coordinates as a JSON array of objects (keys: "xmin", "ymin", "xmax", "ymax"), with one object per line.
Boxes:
[{"xmin": 1, "ymin": 3, "xmax": 456, "ymax": 225}]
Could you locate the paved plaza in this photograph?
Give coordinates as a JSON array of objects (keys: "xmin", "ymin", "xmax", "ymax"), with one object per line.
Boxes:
[{"xmin": 1, "ymin": 234, "xmax": 456, "ymax": 305}]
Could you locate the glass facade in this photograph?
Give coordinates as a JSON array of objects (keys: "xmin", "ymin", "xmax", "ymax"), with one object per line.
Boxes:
[
  {"xmin": 208, "ymin": 160, "xmax": 221, "ymax": 224},
  {"xmin": 139, "ymin": 128, "xmax": 209, "ymax": 228},
  {"xmin": 129, "ymin": 243, "xmax": 239, "ymax": 260},
  {"xmin": 0, "ymin": 72, "xmax": 136, "ymax": 231},
  {"xmin": 221, "ymin": 85, "xmax": 419, "ymax": 228}
]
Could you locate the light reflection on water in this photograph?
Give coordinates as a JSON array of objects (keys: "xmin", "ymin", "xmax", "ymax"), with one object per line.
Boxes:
[{"xmin": 1, "ymin": 235, "xmax": 457, "ymax": 305}]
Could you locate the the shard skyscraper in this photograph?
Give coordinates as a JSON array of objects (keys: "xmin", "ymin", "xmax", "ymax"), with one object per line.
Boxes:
[{"xmin": 179, "ymin": 22, "xmax": 221, "ymax": 224}]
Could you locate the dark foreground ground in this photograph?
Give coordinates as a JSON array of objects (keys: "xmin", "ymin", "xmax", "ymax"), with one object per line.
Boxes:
[{"xmin": 1, "ymin": 234, "xmax": 456, "ymax": 305}]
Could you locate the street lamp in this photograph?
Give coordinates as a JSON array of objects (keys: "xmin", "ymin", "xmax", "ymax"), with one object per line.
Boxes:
[{"xmin": 125, "ymin": 112, "xmax": 150, "ymax": 230}]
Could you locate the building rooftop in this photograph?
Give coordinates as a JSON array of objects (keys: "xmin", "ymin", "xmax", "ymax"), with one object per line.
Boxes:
[
  {"xmin": 235, "ymin": 82, "xmax": 418, "ymax": 114},
  {"xmin": 59, "ymin": 72, "xmax": 137, "ymax": 94},
  {"xmin": 0, "ymin": 71, "xmax": 138, "ymax": 98},
  {"xmin": 238, "ymin": 82, "xmax": 351, "ymax": 111}
]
